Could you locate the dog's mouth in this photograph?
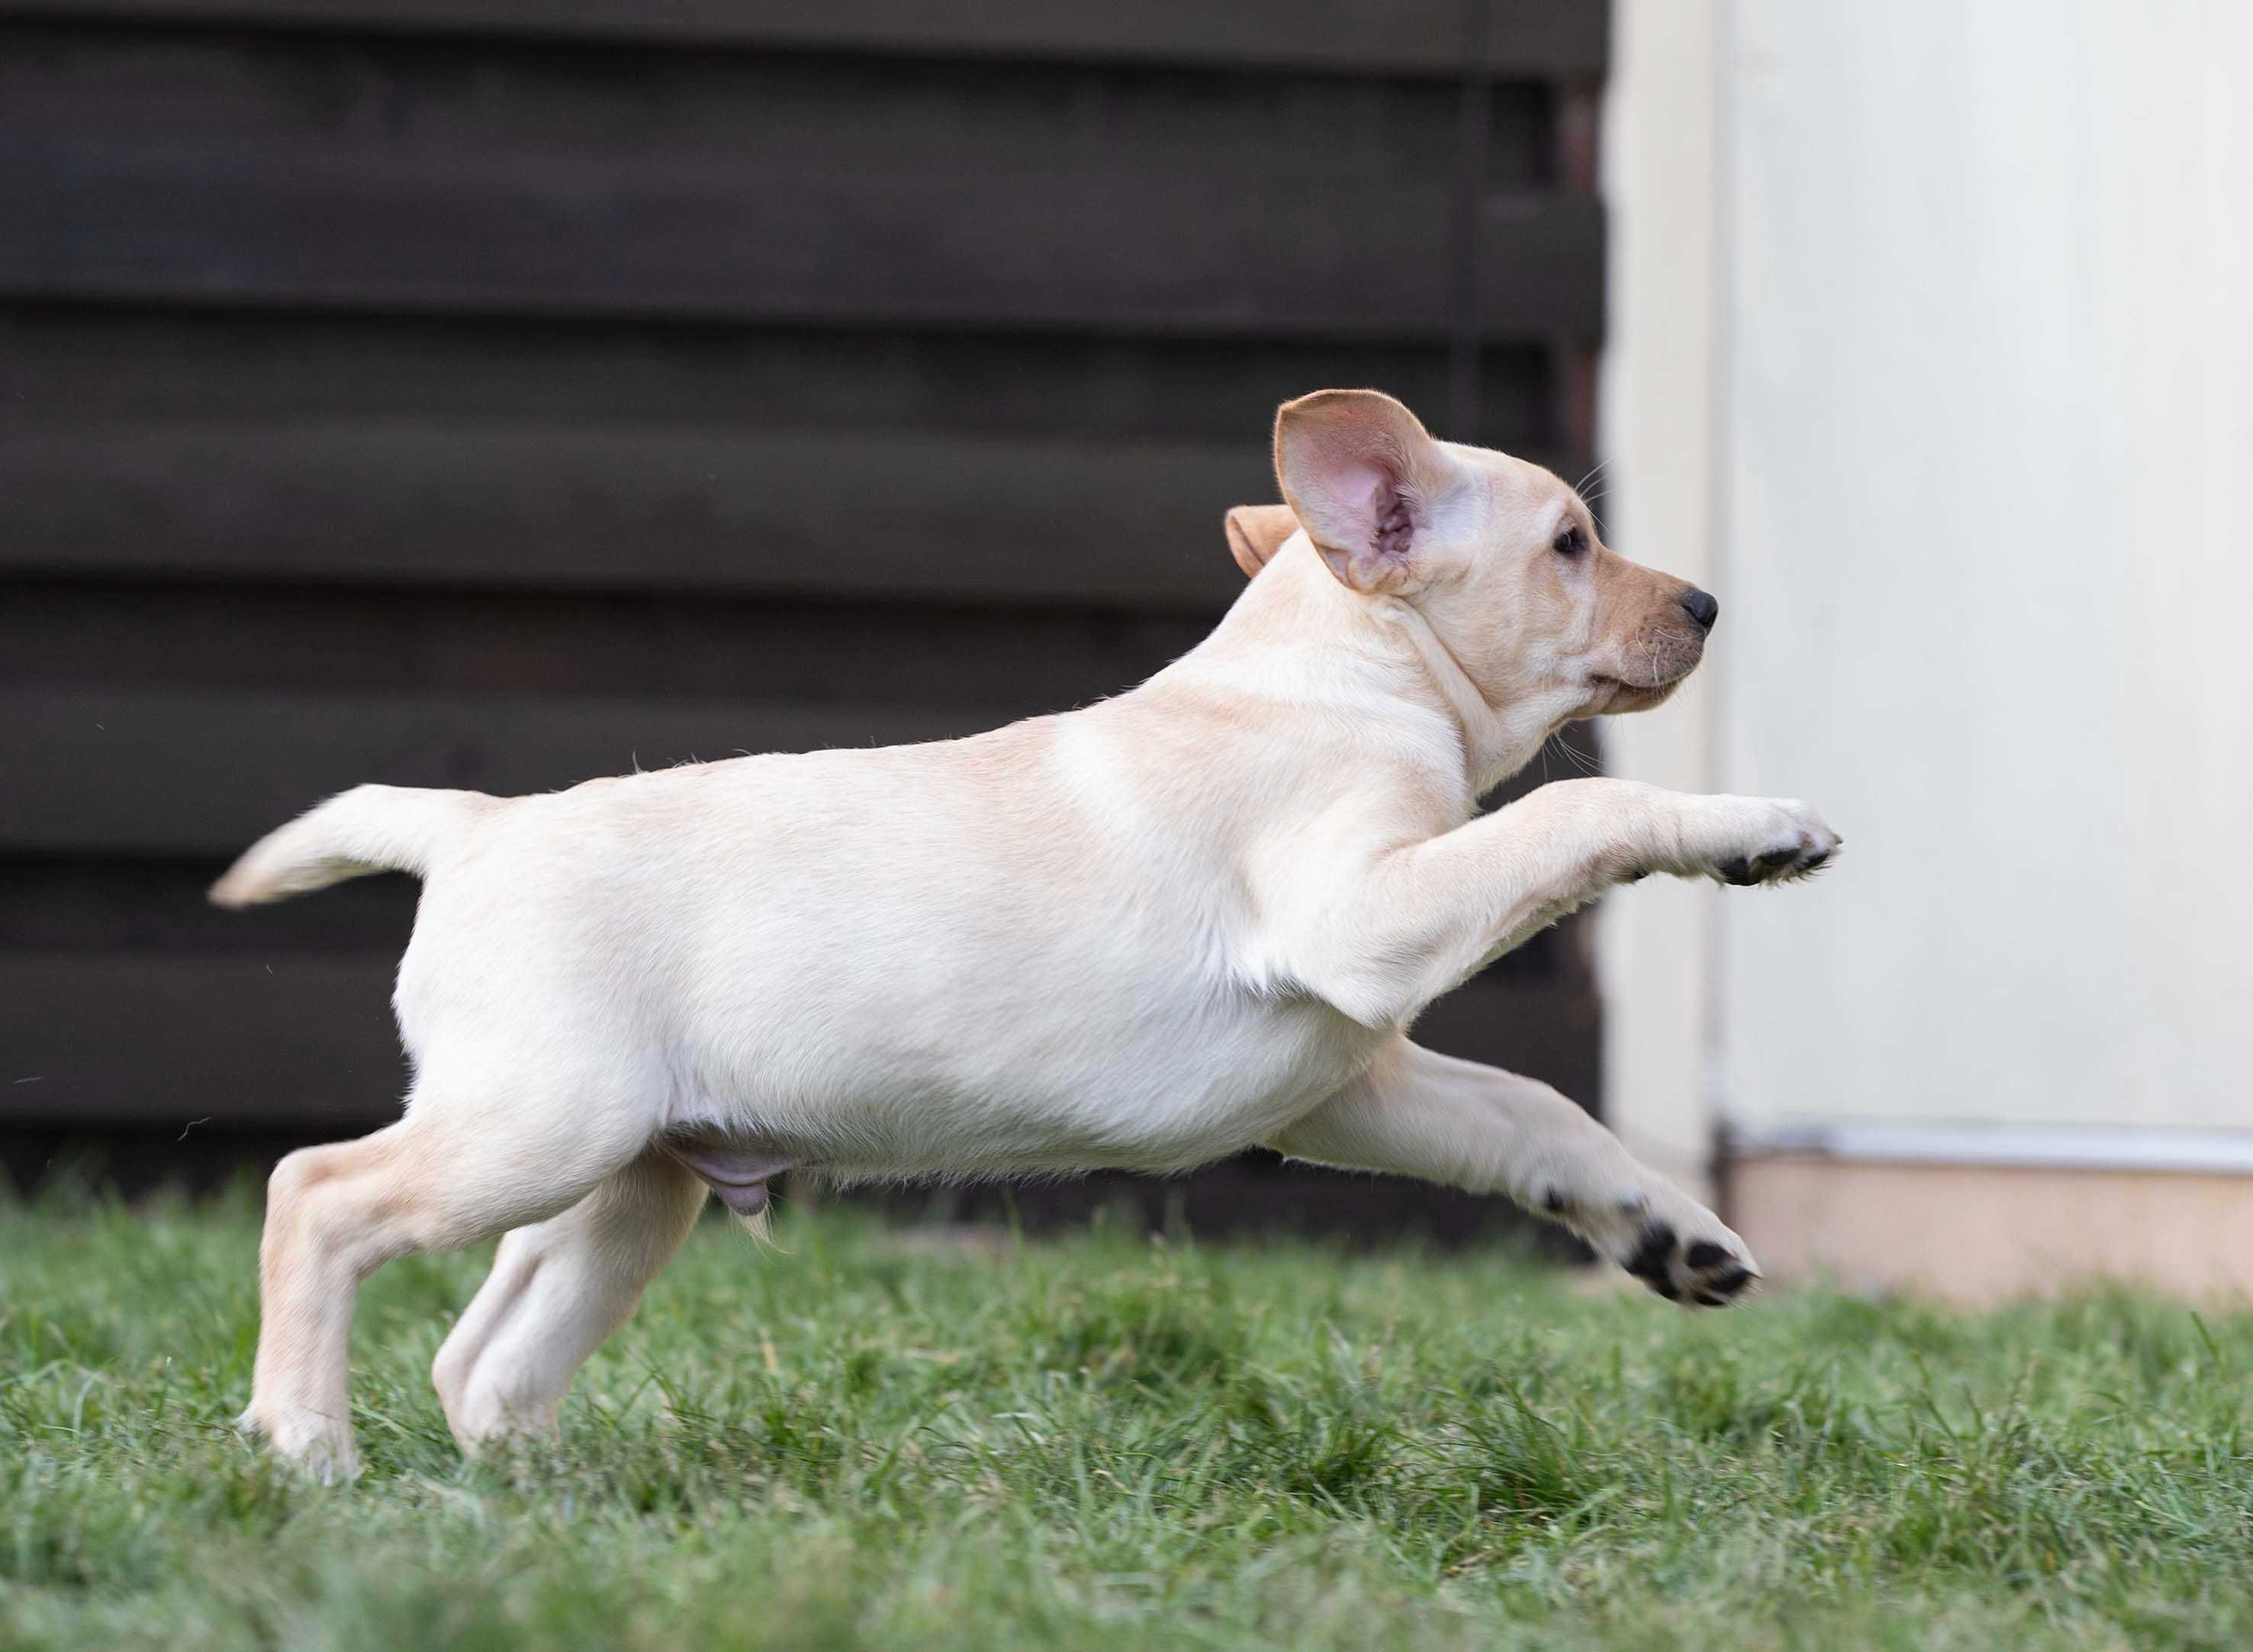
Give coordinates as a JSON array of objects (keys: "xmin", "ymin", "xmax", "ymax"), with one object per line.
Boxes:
[
  {"xmin": 1586, "ymin": 630, "xmax": 1707, "ymax": 713},
  {"xmin": 1588, "ymin": 676, "xmax": 1680, "ymax": 713},
  {"xmin": 1586, "ymin": 659, "xmax": 1699, "ymax": 714}
]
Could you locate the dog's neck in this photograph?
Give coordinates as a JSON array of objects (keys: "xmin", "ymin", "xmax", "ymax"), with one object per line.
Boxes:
[
  {"xmin": 1189, "ymin": 536, "xmax": 1563, "ymax": 800},
  {"xmin": 1380, "ymin": 598, "xmax": 1550, "ymax": 797}
]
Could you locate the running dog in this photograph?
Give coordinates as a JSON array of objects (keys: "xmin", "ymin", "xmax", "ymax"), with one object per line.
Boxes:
[{"xmin": 214, "ymin": 389, "xmax": 1838, "ymax": 1476}]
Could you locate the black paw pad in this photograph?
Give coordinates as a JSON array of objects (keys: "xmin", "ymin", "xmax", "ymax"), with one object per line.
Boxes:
[
  {"xmin": 1704, "ymin": 1265, "xmax": 1753, "ymax": 1299},
  {"xmin": 1683, "ymin": 1241, "xmax": 1730, "ymax": 1270},
  {"xmin": 1624, "ymin": 1222, "xmax": 1677, "ymax": 1286},
  {"xmin": 1716, "ymin": 856, "xmax": 1758, "ymax": 887},
  {"xmin": 1753, "ymin": 848, "xmax": 1801, "ymax": 875}
]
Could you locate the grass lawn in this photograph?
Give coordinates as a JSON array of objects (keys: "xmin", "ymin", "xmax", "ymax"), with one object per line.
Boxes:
[{"xmin": 4, "ymin": 1187, "xmax": 2251, "ymax": 1650}]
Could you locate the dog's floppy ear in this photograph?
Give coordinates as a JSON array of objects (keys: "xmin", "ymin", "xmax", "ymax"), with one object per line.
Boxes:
[
  {"xmin": 1273, "ymin": 389, "xmax": 1456, "ymax": 595},
  {"xmin": 1223, "ymin": 504, "xmax": 1300, "ymax": 580}
]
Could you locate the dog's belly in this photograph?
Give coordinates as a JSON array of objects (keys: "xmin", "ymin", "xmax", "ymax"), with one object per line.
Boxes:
[{"xmin": 675, "ymin": 979, "xmax": 1377, "ymax": 1181}]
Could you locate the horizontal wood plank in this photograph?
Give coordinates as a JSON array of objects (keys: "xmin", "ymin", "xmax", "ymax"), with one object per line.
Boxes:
[
  {"xmin": 0, "ymin": 954, "xmax": 1595, "ymax": 1126},
  {"xmin": 0, "ymin": 30, "xmax": 1599, "ymax": 333},
  {"xmin": 0, "ymin": 309, "xmax": 1556, "ymax": 450},
  {"xmin": 0, "ymin": 955, "xmax": 411, "ymax": 1125},
  {"xmin": 0, "ymin": 2, "xmax": 1607, "ymax": 78},
  {"xmin": 2, "ymin": 856, "xmax": 422, "ymax": 957},
  {"xmin": 2, "ymin": 686, "xmax": 1004, "ymax": 855},
  {"xmin": 2, "ymin": 423, "xmax": 1275, "ymax": 607},
  {"xmin": 0, "ymin": 583, "xmax": 1221, "ymax": 712},
  {"xmin": 0, "ymin": 28, "xmax": 1553, "ymax": 188},
  {"xmin": 0, "ymin": 160, "xmax": 1598, "ymax": 337}
]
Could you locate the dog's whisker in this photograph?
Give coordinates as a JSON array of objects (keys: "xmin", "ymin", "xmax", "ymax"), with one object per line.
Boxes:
[{"xmin": 1557, "ymin": 731, "xmax": 1601, "ymax": 778}]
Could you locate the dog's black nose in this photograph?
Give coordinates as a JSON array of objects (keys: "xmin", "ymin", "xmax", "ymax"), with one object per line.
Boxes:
[{"xmin": 1679, "ymin": 588, "xmax": 1720, "ymax": 631}]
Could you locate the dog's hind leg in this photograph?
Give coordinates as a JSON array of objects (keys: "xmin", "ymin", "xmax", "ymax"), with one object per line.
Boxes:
[
  {"xmin": 240, "ymin": 1080, "xmax": 652, "ymax": 1479},
  {"xmin": 430, "ymin": 1151, "xmax": 708, "ymax": 1452}
]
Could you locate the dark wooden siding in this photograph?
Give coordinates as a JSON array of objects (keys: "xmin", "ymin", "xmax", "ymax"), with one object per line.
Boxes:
[{"xmin": 0, "ymin": 0, "xmax": 1608, "ymax": 1237}]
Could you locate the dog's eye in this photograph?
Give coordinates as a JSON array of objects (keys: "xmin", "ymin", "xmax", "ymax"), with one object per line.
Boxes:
[{"xmin": 1553, "ymin": 525, "xmax": 1587, "ymax": 557}]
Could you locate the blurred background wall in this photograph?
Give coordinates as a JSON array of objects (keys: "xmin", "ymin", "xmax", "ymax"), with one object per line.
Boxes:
[
  {"xmin": 1601, "ymin": 0, "xmax": 2253, "ymax": 1298},
  {"xmin": 0, "ymin": 0, "xmax": 1612, "ymax": 1241}
]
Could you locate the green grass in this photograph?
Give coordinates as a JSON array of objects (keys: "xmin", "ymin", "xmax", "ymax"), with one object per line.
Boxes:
[{"xmin": 4, "ymin": 1188, "xmax": 2251, "ymax": 1651}]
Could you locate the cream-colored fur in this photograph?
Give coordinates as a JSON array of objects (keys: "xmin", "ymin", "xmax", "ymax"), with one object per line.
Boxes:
[{"xmin": 214, "ymin": 391, "xmax": 1837, "ymax": 1477}]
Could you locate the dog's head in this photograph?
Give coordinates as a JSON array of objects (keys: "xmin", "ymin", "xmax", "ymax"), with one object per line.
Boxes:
[{"xmin": 1252, "ymin": 388, "xmax": 1716, "ymax": 721}]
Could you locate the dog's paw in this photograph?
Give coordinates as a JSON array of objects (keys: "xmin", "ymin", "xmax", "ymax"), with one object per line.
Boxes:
[
  {"xmin": 237, "ymin": 1402, "xmax": 359, "ymax": 1483},
  {"xmin": 1615, "ymin": 1216, "xmax": 1762, "ymax": 1306},
  {"xmin": 1697, "ymin": 797, "xmax": 1840, "ymax": 887},
  {"xmin": 1571, "ymin": 1190, "xmax": 1762, "ymax": 1308}
]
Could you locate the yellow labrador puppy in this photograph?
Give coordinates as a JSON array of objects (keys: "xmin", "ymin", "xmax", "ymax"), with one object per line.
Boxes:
[{"xmin": 214, "ymin": 390, "xmax": 1837, "ymax": 1476}]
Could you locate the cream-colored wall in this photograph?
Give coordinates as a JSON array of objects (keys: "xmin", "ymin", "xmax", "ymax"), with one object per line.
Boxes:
[
  {"xmin": 1594, "ymin": 0, "xmax": 1724, "ymax": 1195},
  {"xmin": 1601, "ymin": 2, "xmax": 2253, "ymax": 1148}
]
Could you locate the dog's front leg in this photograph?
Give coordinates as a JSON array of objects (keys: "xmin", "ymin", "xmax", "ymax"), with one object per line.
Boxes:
[
  {"xmin": 1273, "ymin": 778, "xmax": 1838, "ymax": 1026},
  {"xmin": 1268, "ymin": 1038, "xmax": 1757, "ymax": 1305}
]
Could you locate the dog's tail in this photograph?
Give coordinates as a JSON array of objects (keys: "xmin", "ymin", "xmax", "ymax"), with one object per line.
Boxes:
[{"xmin": 208, "ymin": 784, "xmax": 491, "ymax": 908}]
